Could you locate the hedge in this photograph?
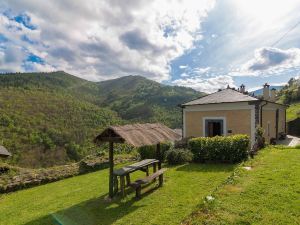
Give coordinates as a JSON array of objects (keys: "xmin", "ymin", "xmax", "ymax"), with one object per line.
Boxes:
[
  {"xmin": 137, "ymin": 142, "xmax": 173, "ymax": 161},
  {"xmin": 188, "ymin": 135, "xmax": 250, "ymax": 163},
  {"xmin": 165, "ymin": 148, "xmax": 193, "ymax": 165}
]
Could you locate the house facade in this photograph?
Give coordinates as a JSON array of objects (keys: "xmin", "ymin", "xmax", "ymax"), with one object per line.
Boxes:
[{"xmin": 180, "ymin": 84, "xmax": 287, "ymax": 147}]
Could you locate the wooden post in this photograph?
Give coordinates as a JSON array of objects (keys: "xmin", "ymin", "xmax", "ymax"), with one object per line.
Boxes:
[
  {"xmin": 156, "ymin": 143, "xmax": 161, "ymax": 170},
  {"xmin": 120, "ymin": 176, "xmax": 125, "ymax": 197},
  {"xmin": 109, "ymin": 142, "xmax": 114, "ymax": 198}
]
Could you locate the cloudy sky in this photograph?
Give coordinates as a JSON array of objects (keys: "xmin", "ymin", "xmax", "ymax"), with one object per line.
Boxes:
[{"xmin": 1, "ymin": 0, "xmax": 300, "ymax": 93}]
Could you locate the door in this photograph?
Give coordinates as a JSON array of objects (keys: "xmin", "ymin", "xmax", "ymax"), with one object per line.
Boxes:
[{"xmin": 205, "ymin": 119, "xmax": 224, "ymax": 137}]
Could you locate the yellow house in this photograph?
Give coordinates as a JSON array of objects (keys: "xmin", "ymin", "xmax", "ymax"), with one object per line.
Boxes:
[{"xmin": 180, "ymin": 83, "xmax": 287, "ymax": 147}]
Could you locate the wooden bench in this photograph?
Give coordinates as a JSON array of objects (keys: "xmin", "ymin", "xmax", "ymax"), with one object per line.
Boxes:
[{"xmin": 130, "ymin": 168, "xmax": 167, "ymax": 198}]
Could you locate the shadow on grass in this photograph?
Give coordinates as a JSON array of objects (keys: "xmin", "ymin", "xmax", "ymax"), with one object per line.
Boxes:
[
  {"xmin": 175, "ymin": 163, "xmax": 236, "ymax": 172},
  {"xmin": 24, "ymin": 184, "xmax": 161, "ymax": 225}
]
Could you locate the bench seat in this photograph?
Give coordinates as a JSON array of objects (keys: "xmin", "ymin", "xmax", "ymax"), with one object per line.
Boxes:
[{"xmin": 130, "ymin": 168, "xmax": 167, "ymax": 198}]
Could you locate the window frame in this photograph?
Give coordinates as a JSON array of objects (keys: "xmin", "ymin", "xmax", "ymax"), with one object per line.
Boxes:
[{"xmin": 203, "ymin": 117, "xmax": 227, "ymax": 137}]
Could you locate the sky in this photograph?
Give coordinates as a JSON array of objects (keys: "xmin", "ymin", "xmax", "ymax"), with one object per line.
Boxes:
[{"xmin": 1, "ymin": 0, "xmax": 300, "ymax": 93}]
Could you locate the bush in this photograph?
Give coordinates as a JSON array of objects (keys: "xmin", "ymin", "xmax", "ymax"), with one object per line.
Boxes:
[
  {"xmin": 137, "ymin": 142, "xmax": 173, "ymax": 160},
  {"xmin": 166, "ymin": 148, "xmax": 193, "ymax": 165},
  {"xmin": 255, "ymin": 126, "xmax": 265, "ymax": 149},
  {"xmin": 188, "ymin": 135, "xmax": 250, "ymax": 163}
]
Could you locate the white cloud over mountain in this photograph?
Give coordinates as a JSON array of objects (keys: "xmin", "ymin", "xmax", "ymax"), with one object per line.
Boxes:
[
  {"xmin": 0, "ymin": 0, "xmax": 215, "ymax": 81},
  {"xmin": 172, "ymin": 75, "xmax": 234, "ymax": 93}
]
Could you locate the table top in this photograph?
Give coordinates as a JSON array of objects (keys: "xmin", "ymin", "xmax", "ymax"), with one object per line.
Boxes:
[{"xmin": 113, "ymin": 159, "xmax": 159, "ymax": 176}]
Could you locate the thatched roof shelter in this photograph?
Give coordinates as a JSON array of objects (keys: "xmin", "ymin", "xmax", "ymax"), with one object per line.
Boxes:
[
  {"xmin": 0, "ymin": 146, "xmax": 11, "ymax": 158},
  {"xmin": 94, "ymin": 123, "xmax": 181, "ymax": 198},
  {"xmin": 95, "ymin": 123, "xmax": 181, "ymax": 147}
]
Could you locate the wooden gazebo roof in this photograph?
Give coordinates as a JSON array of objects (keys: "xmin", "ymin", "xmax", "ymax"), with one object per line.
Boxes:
[
  {"xmin": 95, "ymin": 123, "xmax": 181, "ymax": 147},
  {"xmin": 94, "ymin": 123, "xmax": 181, "ymax": 199},
  {"xmin": 0, "ymin": 145, "xmax": 11, "ymax": 158}
]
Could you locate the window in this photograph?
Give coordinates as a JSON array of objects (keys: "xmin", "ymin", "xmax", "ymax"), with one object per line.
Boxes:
[
  {"xmin": 267, "ymin": 122, "xmax": 270, "ymax": 136},
  {"xmin": 204, "ymin": 117, "xmax": 226, "ymax": 137}
]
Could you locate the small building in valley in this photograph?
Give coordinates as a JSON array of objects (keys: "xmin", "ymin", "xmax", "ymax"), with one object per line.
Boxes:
[{"xmin": 180, "ymin": 83, "xmax": 287, "ymax": 146}]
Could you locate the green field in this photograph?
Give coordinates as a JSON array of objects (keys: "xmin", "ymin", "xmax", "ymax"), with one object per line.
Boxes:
[
  {"xmin": 0, "ymin": 163, "xmax": 234, "ymax": 225},
  {"xmin": 0, "ymin": 147, "xmax": 299, "ymax": 225},
  {"xmin": 184, "ymin": 147, "xmax": 300, "ymax": 225},
  {"xmin": 286, "ymin": 102, "xmax": 300, "ymax": 121}
]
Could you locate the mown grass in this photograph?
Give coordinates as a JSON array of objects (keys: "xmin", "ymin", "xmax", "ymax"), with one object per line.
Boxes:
[
  {"xmin": 0, "ymin": 163, "xmax": 234, "ymax": 225},
  {"xmin": 184, "ymin": 147, "xmax": 300, "ymax": 225}
]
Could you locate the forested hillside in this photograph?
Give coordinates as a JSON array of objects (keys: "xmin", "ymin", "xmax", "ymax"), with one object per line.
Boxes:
[
  {"xmin": 0, "ymin": 72, "xmax": 202, "ymax": 167},
  {"xmin": 98, "ymin": 75, "xmax": 202, "ymax": 127},
  {"xmin": 0, "ymin": 88, "xmax": 122, "ymax": 167}
]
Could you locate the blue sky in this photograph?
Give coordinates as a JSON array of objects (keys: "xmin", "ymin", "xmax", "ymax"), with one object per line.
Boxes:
[{"xmin": 1, "ymin": 0, "xmax": 300, "ymax": 92}]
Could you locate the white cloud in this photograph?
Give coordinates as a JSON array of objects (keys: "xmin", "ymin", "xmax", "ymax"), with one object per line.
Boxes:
[
  {"xmin": 0, "ymin": 0, "xmax": 215, "ymax": 81},
  {"xmin": 179, "ymin": 65, "xmax": 188, "ymax": 69},
  {"xmin": 194, "ymin": 66, "xmax": 211, "ymax": 74},
  {"xmin": 172, "ymin": 75, "xmax": 235, "ymax": 93},
  {"xmin": 244, "ymin": 47, "xmax": 300, "ymax": 72},
  {"xmin": 180, "ymin": 72, "xmax": 189, "ymax": 77}
]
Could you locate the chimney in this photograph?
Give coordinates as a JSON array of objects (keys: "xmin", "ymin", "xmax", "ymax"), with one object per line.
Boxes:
[
  {"xmin": 270, "ymin": 88, "xmax": 276, "ymax": 102},
  {"xmin": 263, "ymin": 83, "xmax": 270, "ymax": 100},
  {"xmin": 240, "ymin": 84, "xmax": 245, "ymax": 93}
]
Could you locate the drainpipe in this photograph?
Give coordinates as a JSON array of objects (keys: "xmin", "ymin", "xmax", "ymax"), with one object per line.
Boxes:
[
  {"xmin": 284, "ymin": 109, "xmax": 287, "ymax": 134},
  {"xmin": 181, "ymin": 106, "xmax": 184, "ymax": 138},
  {"xmin": 178, "ymin": 104, "xmax": 184, "ymax": 138},
  {"xmin": 260, "ymin": 101, "xmax": 268, "ymax": 127}
]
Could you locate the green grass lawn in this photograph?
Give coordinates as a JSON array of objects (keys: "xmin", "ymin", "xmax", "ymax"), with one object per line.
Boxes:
[
  {"xmin": 286, "ymin": 102, "xmax": 300, "ymax": 121},
  {"xmin": 184, "ymin": 147, "xmax": 300, "ymax": 225},
  {"xmin": 0, "ymin": 163, "xmax": 234, "ymax": 225}
]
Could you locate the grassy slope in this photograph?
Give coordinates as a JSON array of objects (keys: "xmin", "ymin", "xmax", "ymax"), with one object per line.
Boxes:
[
  {"xmin": 0, "ymin": 163, "xmax": 234, "ymax": 225},
  {"xmin": 286, "ymin": 102, "xmax": 300, "ymax": 121},
  {"xmin": 184, "ymin": 147, "xmax": 300, "ymax": 225}
]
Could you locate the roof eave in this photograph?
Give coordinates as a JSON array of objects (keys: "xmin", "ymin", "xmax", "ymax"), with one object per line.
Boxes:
[{"xmin": 181, "ymin": 99, "xmax": 260, "ymax": 107}]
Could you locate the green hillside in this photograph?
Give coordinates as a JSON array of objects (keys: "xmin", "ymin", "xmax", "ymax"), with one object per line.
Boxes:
[
  {"xmin": 277, "ymin": 77, "xmax": 300, "ymax": 104},
  {"xmin": 286, "ymin": 102, "xmax": 300, "ymax": 121},
  {"xmin": 0, "ymin": 88, "xmax": 122, "ymax": 167},
  {"xmin": 0, "ymin": 72, "xmax": 202, "ymax": 167},
  {"xmin": 277, "ymin": 77, "xmax": 300, "ymax": 121},
  {"xmin": 98, "ymin": 75, "xmax": 203, "ymax": 127}
]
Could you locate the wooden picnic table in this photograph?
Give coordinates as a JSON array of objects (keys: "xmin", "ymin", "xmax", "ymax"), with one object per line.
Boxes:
[{"xmin": 113, "ymin": 159, "xmax": 159, "ymax": 196}]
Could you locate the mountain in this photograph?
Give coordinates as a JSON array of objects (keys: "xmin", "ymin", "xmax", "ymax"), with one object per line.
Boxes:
[
  {"xmin": 251, "ymin": 85, "xmax": 284, "ymax": 96},
  {"xmin": 0, "ymin": 71, "xmax": 203, "ymax": 167},
  {"xmin": 98, "ymin": 75, "xmax": 203, "ymax": 127}
]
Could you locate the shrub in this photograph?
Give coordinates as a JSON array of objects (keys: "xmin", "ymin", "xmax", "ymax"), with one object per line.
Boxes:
[
  {"xmin": 188, "ymin": 135, "xmax": 250, "ymax": 163},
  {"xmin": 65, "ymin": 142, "xmax": 81, "ymax": 161},
  {"xmin": 137, "ymin": 142, "xmax": 173, "ymax": 160},
  {"xmin": 166, "ymin": 148, "xmax": 193, "ymax": 165},
  {"xmin": 255, "ymin": 126, "xmax": 265, "ymax": 149}
]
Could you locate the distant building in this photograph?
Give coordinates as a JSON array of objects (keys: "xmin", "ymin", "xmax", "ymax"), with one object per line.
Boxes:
[
  {"xmin": 180, "ymin": 83, "xmax": 287, "ymax": 147},
  {"xmin": 0, "ymin": 145, "xmax": 11, "ymax": 158}
]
